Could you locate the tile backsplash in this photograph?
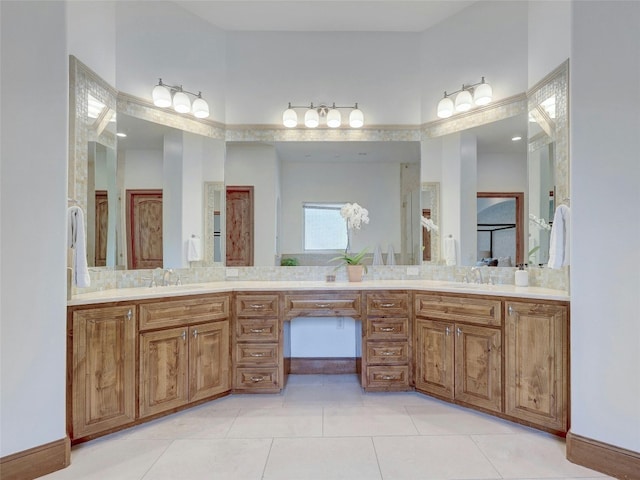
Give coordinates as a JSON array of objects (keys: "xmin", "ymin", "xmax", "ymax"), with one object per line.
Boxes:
[{"xmin": 73, "ymin": 264, "xmax": 568, "ymax": 296}]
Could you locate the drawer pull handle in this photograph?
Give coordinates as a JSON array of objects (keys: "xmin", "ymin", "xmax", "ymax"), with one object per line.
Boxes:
[
  {"xmin": 380, "ymin": 303, "xmax": 396, "ymax": 308},
  {"xmin": 381, "ymin": 375, "xmax": 395, "ymax": 380},
  {"xmin": 380, "ymin": 327, "xmax": 396, "ymax": 332},
  {"xmin": 315, "ymin": 303, "xmax": 331, "ymax": 308},
  {"xmin": 249, "ymin": 328, "xmax": 266, "ymax": 333},
  {"xmin": 249, "ymin": 352, "xmax": 266, "ymax": 357},
  {"xmin": 380, "ymin": 351, "xmax": 396, "ymax": 356},
  {"xmin": 250, "ymin": 304, "xmax": 266, "ymax": 309},
  {"xmin": 250, "ymin": 376, "xmax": 265, "ymax": 383}
]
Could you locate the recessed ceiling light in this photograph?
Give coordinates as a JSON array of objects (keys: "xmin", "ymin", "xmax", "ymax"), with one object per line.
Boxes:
[
  {"xmin": 511, "ymin": 135, "xmax": 522, "ymax": 141},
  {"xmin": 117, "ymin": 132, "xmax": 127, "ymax": 138}
]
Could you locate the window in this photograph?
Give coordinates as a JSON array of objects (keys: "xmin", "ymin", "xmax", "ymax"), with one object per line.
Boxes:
[{"xmin": 303, "ymin": 203, "xmax": 347, "ymax": 251}]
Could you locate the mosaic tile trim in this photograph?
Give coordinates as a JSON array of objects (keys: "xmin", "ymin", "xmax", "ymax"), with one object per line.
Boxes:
[
  {"xmin": 73, "ymin": 263, "xmax": 567, "ymax": 295},
  {"xmin": 224, "ymin": 125, "xmax": 421, "ymax": 143}
]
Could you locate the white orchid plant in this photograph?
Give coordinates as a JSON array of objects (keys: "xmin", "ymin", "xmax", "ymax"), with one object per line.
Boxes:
[
  {"xmin": 529, "ymin": 213, "xmax": 552, "ymax": 231},
  {"xmin": 340, "ymin": 202, "xmax": 369, "ymax": 230}
]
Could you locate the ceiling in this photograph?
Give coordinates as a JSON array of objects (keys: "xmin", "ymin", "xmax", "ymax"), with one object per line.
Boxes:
[{"xmin": 176, "ymin": 1, "xmax": 477, "ymax": 32}]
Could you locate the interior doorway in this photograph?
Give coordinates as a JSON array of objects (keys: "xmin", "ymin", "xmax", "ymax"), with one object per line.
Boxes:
[
  {"xmin": 226, "ymin": 186, "xmax": 254, "ymax": 266},
  {"xmin": 477, "ymin": 192, "xmax": 524, "ymax": 266},
  {"xmin": 126, "ymin": 189, "xmax": 163, "ymax": 269}
]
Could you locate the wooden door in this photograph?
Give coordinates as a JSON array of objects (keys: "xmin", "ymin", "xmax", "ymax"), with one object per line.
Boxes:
[
  {"xmin": 139, "ymin": 327, "xmax": 188, "ymax": 418},
  {"xmin": 415, "ymin": 318, "xmax": 454, "ymax": 399},
  {"xmin": 226, "ymin": 186, "xmax": 253, "ymax": 266},
  {"xmin": 127, "ymin": 190, "xmax": 163, "ymax": 270},
  {"xmin": 71, "ymin": 305, "xmax": 136, "ymax": 439},
  {"xmin": 505, "ymin": 301, "xmax": 568, "ymax": 431},
  {"xmin": 94, "ymin": 190, "xmax": 108, "ymax": 266},
  {"xmin": 189, "ymin": 321, "xmax": 230, "ymax": 402},
  {"xmin": 454, "ymin": 324, "xmax": 502, "ymax": 412}
]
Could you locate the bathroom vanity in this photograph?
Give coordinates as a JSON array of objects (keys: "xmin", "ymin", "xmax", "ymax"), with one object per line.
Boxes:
[{"xmin": 67, "ymin": 281, "xmax": 569, "ymax": 444}]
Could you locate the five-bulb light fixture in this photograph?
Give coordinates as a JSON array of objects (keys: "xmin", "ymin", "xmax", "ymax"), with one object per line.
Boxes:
[
  {"xmin": 436, "ymin": 77, "xmax": 492, "ymax": 119},
  {"xmin": 282, "ymin": 102, "xmax": 364, "ymax": 128},
  {"xmin": 152, "ymin": 78, "xmax": 210, "ymax": 118}
]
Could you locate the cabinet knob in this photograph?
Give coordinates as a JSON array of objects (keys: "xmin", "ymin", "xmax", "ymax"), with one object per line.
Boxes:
[
  {"xmin": 181, "ymin": 331, "xmax": 187, "ymax": 341},
  {"xmin": 445, "ymin": 326, "xmax": 451, "ymax": 336},
  {"xmin": 456, "ymin": 327, "xmax": 462, "ymax": 337},
  {"xmin": 193, "ymin": 329, "xmax": 198, "ymax": 338},
  {"xmin": 126, "ymin": 309, "xmax": 132, "ymax": 321},
  {"xmin": 508, "ymin": 305, "xmax": 514, "ymax": 315}
]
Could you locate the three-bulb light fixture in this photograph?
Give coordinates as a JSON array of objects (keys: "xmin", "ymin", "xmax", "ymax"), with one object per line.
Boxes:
[
  {"xmin": 152, "ymin": 78, "xmax": 210, "ymax": 119},
  {"xmin": 282, "ymin": 102, "xmax": 364, "ymax": 128},
  {"xmin": 436, "ymin": 77, "xmax": 492, "ymax": 119}
]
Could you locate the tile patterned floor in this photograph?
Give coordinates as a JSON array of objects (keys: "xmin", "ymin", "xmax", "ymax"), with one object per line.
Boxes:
[{"xmin": 42, "ymin": 374, "xmax": 612, "ymax": 480}]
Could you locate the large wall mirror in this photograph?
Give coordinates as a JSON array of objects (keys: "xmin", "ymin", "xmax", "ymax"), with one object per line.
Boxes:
[{"xmin": 70, "ymin": 56, "xmax": 225, "ymax": 271}]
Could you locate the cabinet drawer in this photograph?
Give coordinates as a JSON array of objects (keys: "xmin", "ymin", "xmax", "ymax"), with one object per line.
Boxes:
[
  {"xmin": 235, "ymin": 343, "xmax": 279, "ymax": 365},
  {"xmin": 235, "ymin": 367, "xmax": 280, "ymax": 390},
  {"xmin": 284, "ymin": 293, "xmax": 361, "ymax": 318},
  {"xmin": 139, "ymin": 295, "xmax": 230, "ymax": 330},
  {"xmin": 236, "ymin": 294, "xmax": 279, "ymax": 317},
  {"xmin": 415, "ymin": 293, "xmax": 502, "ymax": 326},
  {"xmin": 367, "ymin": 318, "xmax": 409, "ymax": 340},
  {"xmin": 366, "ymin": 366, "xmax": 410, "ymax": 389},
  {"xmin": 236, "ymin": 318, "xmax": 279, "ymax": 342},
  {"xmin": 366, "ymin": 341, "xmax": 409, "ymax": 364},
  {"xmin": 366, "ymin": 292, "xmax": 410, "ymax": 317}
]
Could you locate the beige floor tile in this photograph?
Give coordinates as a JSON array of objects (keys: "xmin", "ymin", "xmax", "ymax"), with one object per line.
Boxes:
[
  {"xmin": 141, "ymin": 438, "xmax": 272, "ymax": 480},
  {"xmin": 226, "ymin": 406, "xmax": 323, "ymax": 438},
  {"xmin": 283, "ymin": 383, "xmax": 365, "ymax": 406},
  {"xmin": 374, "ymin": 435, "xmax": 501, "ymax": 479},
  {"xmin": 323, "ymin": 405, "xmax": 419, "ymax": 436},
  {"xmin": 472, "ymin": 432, "xmax": 610, "ymax": 478},
  {"xmin": 41, "ymin": 438, "xmax": 171, "ymax": 480},
  {"xmin": 263, "ymin": 437, "xmax": 382, "ymax": 480},
  {"xmin": 407, "ymin": 404, "xmax": 523, "ymax": 435}
]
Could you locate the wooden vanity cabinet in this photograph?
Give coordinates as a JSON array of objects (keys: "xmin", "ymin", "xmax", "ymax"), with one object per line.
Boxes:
[
  {"xmin": 233, "ymin": 293, "xmax": 281, "ymax": 392},
  {"xmin": 505, "ymin": 300, "xmax": 568, "ymax": 433},
  {"xmin": 414, "ymin": 293, "xmax": 503, "ymax": 413},
  {"xmin": 69, "ymin": 304, "xmax": 137, "ymax": 439},
  {"xmin": 363, "ymin": 292, "xmax": 412, "ymax": 391},
  {"xmin": 138, "ymin": 295, "xmax": 230, "ymax": 418}
]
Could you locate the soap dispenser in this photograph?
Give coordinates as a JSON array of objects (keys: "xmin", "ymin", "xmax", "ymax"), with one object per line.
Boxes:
[{"xmin": 515, "ymin": 264, "xmax": 529, "ymax": 287}]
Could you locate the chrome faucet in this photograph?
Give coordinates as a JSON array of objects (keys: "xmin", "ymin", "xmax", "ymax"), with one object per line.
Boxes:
[{"xmin": 471, "ymin": 266, "xmax": 484, "ymax": 284}]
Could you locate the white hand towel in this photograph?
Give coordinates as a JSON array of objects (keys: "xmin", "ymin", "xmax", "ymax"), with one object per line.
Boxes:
[
  {"xmin": 444, "ymin": 237, "xmax": 457, "ymax": 266},
  {"xmin": 548, "ymin": 204, "xmax": 570, "ymax": 269},
  {"xmin": 67, "ymin": 206, "xmax": 90, "ymax": 288},
  {"xmin": 372, "ymin": 245, "xmax": 384, "ymax": 266},
  {"xmin": 386, "ymin": 245, "xmax": 396, "ymax": 265},
  {"xmin": 187, "ymin": 236, "xmax": 202, "ymax": 262}
]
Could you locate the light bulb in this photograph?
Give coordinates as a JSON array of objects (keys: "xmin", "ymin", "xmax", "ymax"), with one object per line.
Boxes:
[
  {"xmin": 349, "ymin": 106, "xmax": 364, "ymax": 128},
  {"xmin": 455, "ymin": 90, "xmax": 472, "ymax": 112},
  {"xmin": 192, "ymin": 97, "xmax": 210, "ymax": 118},
  {"xmin": 304, "ymin": 108, "xmax": 319, "ymax": 128},
  {"xmin": 152, "ymin": 84, "xmax": 171, "ymax": 108},
  {"xmin": 282, "ymin": 107, "xmax": 298, "ymax": 128},
  {"xmin": 326, "ymin": 108, "xmax": 341, "ymax": 128},
  {"xmin": 473, "ymin": 82, "xmax": 492, "ymax": 106},
  {"xmin": 437, "ymin": 97, "xmax": 454, "ymax": 118},
  {"xmin": 172, "ymin": 91, "xmax": 191, "ymax": 113}
]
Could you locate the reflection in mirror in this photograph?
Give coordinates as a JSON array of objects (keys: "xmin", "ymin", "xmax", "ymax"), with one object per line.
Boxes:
[
  {"xmin": 228, "ymin": 141, "xmax": 422, "ymax": 267},
  {"xmin": 204, "ymin": 182, "xmax": 225, "ymax": 265},
  {"xmin": 527, "ymin": 60, "xmax": 569, "ymax": 267},
  {"xmin": 476, "ymin": 193, "xmax": 523, "ymax": 266},
  {"xmin": 421, "ymin": 182, "xmax": 440, "ymax": 263}
]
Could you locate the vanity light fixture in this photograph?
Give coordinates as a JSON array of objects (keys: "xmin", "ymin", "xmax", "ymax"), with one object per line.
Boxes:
[
  {"xmin": 436, "ymin": 77, "xmax": 493, "ymax": 118},
  {"xmin": 282, "ymin": 102, "xmax": 364, "ymax": 128},
  {"xmin": 152, "ymin": 79, "xmax": 210, "ymax": 118}
]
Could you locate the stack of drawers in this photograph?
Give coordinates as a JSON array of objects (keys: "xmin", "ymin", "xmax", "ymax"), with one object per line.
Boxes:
[
  {"xmin": 363, "ymin": 291, "xmax": 411, "ymax": 391},
  {"xmin": 233, "ymin": 293, "xmax": 281, "ymax": 392}
]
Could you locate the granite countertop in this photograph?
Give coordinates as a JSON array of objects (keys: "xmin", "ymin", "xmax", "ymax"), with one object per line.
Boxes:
[{"xmin": 68, "ymin": 280, "xmax": 570, "ymax": 306}]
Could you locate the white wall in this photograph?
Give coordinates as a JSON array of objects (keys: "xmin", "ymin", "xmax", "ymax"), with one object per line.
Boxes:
[
  {"xmin": 279, "ymin": 161, "xmax": 402, "ymax": 256},
  {"xmin": 569, "ymin": 0, "xmax": 640, "ymax": 453},
  {"xmin": 477, "ymin": 152, "xmax": 527, "ymax": 192},
  {"xmin": 225, "ymin": 144, "xmax": 279, "ymax": 266},
  {"xmin": 528, "ymin": 1, "xmax": 571, "ymax": 86},
  {"xmin": 0, "ymin": 1, "xmax": 68, "ymax": 457},
  {"xmin": 225, "ymin": 31, "xmax": 421, "ymax": 125},
  {"xmin": 419, "ymin": 0, "xmax": 528, "ymax": 123},
  {"xmin": 123, "ymin": 149, "xmax": 163, "ymax": 189}
]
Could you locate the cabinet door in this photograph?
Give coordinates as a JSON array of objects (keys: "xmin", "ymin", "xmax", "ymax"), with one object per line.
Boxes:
[
  {"xmin": 189, "ymin": 321, "xmax": 230, "ymax": 402},
  {"xmin": 140, "ymin": 327, "xmax": 189, "ymax": 418},
  {"xmin": 505, "ymin": 301, "xmax": 568, "ymax": 432},
  {"xmin": 415, "ymin": 319, "xmax": 454, "ymax": 399},
  {"xmin": 71, "ymin": 305, "xmax": 136, "ymax": 439},
  {"xmin": 454, "ymin": 324, "xmax": 502, "ymax": 412}
]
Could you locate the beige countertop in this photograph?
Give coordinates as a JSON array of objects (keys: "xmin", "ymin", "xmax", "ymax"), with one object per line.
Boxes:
[{"xmin": 68, "ymin": 280, "xmax": 569, "ymax": 306}]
